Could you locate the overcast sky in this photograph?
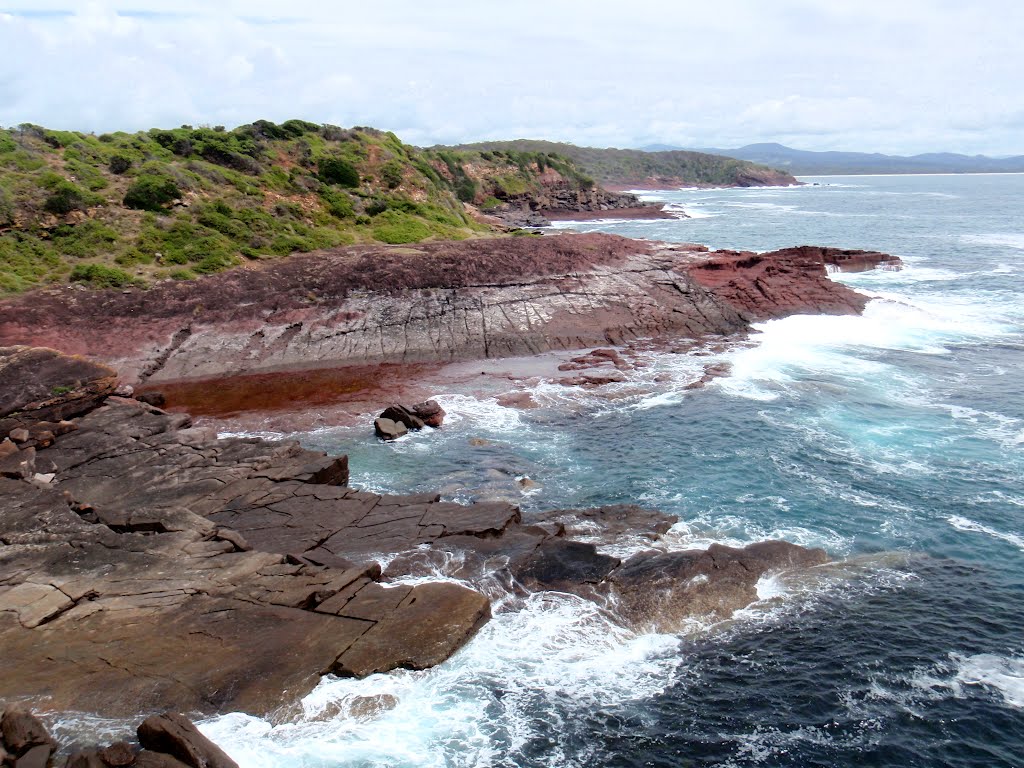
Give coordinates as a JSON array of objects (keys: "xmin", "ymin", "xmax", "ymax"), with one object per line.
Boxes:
[{"xmin": 1, "ymin": 1, "xmax": 1021, "ymax": 154}]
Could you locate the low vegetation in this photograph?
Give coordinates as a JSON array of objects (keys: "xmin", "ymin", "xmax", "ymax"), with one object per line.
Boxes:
[
  {"xmin": 445, "ymin": 139, "xmax": 791, "ymax": 187},
  {"xmin": 0, "ymin": 120, "xmax": 602, "ymax": 293}
]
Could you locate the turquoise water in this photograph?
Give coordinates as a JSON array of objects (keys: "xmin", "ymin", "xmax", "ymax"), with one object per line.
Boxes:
[{"xmin": 207, "ymin": 175, "xmax": 1024, "ymax": 767}]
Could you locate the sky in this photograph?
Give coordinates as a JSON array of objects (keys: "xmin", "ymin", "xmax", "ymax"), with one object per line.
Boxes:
[{"xmin": 1, "ymin": 1, "xmax": 1022, "ymax": 155}]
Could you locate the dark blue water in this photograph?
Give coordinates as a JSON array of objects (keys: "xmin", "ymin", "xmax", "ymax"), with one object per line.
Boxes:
[{"xmin": 206, "ymin": 175, "xmax": 1024, "ymax": 767}]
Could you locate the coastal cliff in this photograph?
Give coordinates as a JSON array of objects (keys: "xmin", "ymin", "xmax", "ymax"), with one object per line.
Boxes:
[{"xmin": 0, "ymin": 234, "xmax": 897, "ymax": 386}]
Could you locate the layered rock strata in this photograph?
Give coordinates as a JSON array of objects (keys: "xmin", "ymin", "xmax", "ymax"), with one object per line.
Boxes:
[
  {"xmin": 1, "ymin": 348, "xmax": 830, "ymax": 721},
  {"xmin": 0, "ymin": 235, "xmax": 899, "ymax": 387}
]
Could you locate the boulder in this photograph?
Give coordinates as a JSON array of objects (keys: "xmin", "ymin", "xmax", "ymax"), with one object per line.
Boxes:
[
  {"xmin": 137, "ymin": 712, "xmax": 239, "ymax": 768},
  {"xmin": 66, "ymin": 749, "xmax": 106, "ymax": 768},
  {"xmin": 133, "ymin": 752, "xmax": 193, "ymax": 768},
  {"xmin": 98, "ymin": 741, "xmax": 137, "ymax": 766},
  {"xmin": 0, "ymin": 707, "xmax": 54, "ymax": 756},
  {"xmin": 608, "ymin": 541, "xmax": 828, "ymax": 631},
  {"xmin": 379, "ymin": 404, "xmax": 425, "ymax": 431},
  {"xmin": 411, "ymin": 399, "xmax": 445, "ymax": 428},
  {"xmin": 374, "ymin": 416, "xmax": 407, "ymax": 441},
  {"xmin": 14, "ymin": 743, "xmax": 53, "ymax": 768}
]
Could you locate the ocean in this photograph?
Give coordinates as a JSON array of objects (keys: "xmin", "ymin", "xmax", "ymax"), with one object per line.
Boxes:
[{"xmin": 203, "ymin": 174, "xmax": 1024, "ymax": 767}]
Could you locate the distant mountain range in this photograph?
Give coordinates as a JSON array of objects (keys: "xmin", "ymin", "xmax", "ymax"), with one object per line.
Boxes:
[{"xmin": 647, "ymin": 143, "xmax": 1024, "ymax": 175}]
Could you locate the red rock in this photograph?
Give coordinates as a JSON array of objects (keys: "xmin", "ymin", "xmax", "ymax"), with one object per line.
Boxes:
[
  {"xmin": 0, "ymin": 445, "xmax": 35, "ymax": 479},
  {"xmin": 411, "ymin": 399, "xmax": 445, "ymax": 428},
  {"xmin": 686, "ymin": 246, "xmax": 899, "ymax": 321},
  {"xmin": 331, "ymin": 582, "xmax": 491, "ymax": 677}
]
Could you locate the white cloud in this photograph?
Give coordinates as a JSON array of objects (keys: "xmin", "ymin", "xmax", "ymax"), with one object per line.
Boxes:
[{"xmin": 0, "ymin": 0, "xmax": 1022, "ymax": 154}]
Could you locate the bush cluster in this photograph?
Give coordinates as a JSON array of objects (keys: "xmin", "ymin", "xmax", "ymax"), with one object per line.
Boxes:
[
  {"xmin": 69, "ymin": 263, "xmax": 140, "ymax": 288},
  {"xmin": 123, "ymin": 175, "xmax": 182, "ymax": 211},
  {"xmin": 318, "ymin": 157, "xmax": 360, "ymax": 187}
]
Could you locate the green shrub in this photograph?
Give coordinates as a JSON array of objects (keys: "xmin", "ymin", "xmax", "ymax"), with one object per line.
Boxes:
[
  {"xmin": 192, "ymin": 249, "xmax": 237, "ymax": 274},
  {"xmin": 169, "ymin": 268, "xmax": 195, "ymax": 280},
  {"xmin": 69, "ymin": 263, "xmax": 140, "ymax": 288},
  {"xmin": 0, "ymin": 132, "xmax": 16, "ymax": 153},
  {"xmin": 365, "ymin": 198, "xmax": 389, "ymax": 216},
  {"xmin": 480, "ymin": 196, "xmax": 503, "ymax": 211},
  {"xmin": 320, "ymin": 188, "xmax": 354, "ymax": 219},
  {"xmin": 455, "ymin": 176, "xmax": 477, "ymax": 202},
  {"xmin": 66, "ymin": 160, "xmax": 109, "ymax": 191},
  {"xmin": 44, "ymin": 181, "xmax": 98, "ymax": 215},
  {"xmin": 380, "ymin": 160, "xmax": 404, "ymax": 189},
  {"xmin": 318, "ymin": 156, "xmax": 360, "ymax": 187},
  {"xmin": 197, "ymin": 205, "xmax": 245, "ymax": 238},
  {"xmin": 109, "ymin": 154, "xmax": 132, "ymax": 174},
  {"xmin": 280, "ymin": 119, "xmax": 320, "ymax": 137},
  {"xmin": 123, "ymin": 174, "xmax": 182, "ymax": 211},
  {"xmin": 371, "ymin": 210, "xmax": 432, "ymax": 244},
  {"xmin": 52, "ymin": 220, "xmax": 119, "ymax": 258},
  {"xmin": 0, "ymin": 187, "xmax": 13, "ymax": 226}
]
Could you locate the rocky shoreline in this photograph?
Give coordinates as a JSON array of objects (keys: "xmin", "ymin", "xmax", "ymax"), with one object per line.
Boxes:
[
  {"xmin": 0, "ymin": 234, "xmax": 899, "ymax": 388},
  {"xmin": 0, "ymin": 234, "xmax": 900, "ymax": 757},
  {"xmin": 2, "ymin": 345, "xmax": 828, "ymax": 720}
]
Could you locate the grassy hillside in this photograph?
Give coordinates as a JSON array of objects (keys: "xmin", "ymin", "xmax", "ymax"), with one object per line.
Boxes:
[
  {"xmin": 445, "ymin": 139, "xmax": 796, "ymax": 187},
  {"xmin": 0, "ymin": 121, "xmax": 598, "ymax": 294}
]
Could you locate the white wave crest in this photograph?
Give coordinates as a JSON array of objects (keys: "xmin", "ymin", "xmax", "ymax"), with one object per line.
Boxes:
[
  {"xmin": 946, "ymin": 515, "xmax": 1024, "ymax": 552},
  {"xmin": 903, "ymin": 652, "xmax": 1024, "ymax": 710},
  {"xmin": 953, "ymin": 653, "xmax": 1024, "ymax": 708}
]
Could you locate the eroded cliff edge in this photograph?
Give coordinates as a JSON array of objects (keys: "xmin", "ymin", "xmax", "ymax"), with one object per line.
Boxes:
[{"xmin": 0, "ymin": 234, "xmax": 899, "ymax": 386}]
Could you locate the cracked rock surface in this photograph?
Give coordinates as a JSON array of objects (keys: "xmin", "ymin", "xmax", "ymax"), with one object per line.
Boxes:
[
  {"xmin": 0, "ymin": 235, "xmax": 897, "ymax": 386},
  {"xmin": 1, "ymin": 345, "xmax": 833, "ymax": 721}
]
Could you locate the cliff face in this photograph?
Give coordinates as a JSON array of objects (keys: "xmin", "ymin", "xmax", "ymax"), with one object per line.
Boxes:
[{"xmin": 0, "ymin": 235, "xmax": 897, "ymax": 386}]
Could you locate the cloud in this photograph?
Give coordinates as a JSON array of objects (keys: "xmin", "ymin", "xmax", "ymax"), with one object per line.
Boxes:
[{"xmin": 0, "ymin": 0, "xmax": 1022, "ymax": 154}]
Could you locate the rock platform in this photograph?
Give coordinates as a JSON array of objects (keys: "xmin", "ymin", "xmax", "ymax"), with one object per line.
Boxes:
[{"xmin": 0, "ymin": 345, "xmax": 832, "ymax": 721}]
